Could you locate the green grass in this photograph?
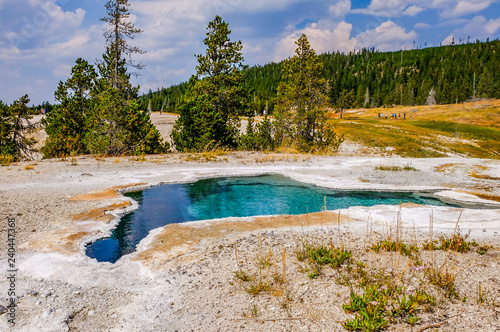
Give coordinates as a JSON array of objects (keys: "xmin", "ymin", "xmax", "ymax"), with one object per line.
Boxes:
[
  {"xmin": 296, "ymin": 243, "xmax": 352, "ymax": 278},
  {"xmin": 411, "ymin": 121, "xmax": 500, "ymax": 141}
]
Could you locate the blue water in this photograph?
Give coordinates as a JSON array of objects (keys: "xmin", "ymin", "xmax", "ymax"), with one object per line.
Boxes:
[{"xmin": 86, "ymin": 174, "xmax": 455, "ymax": 263}]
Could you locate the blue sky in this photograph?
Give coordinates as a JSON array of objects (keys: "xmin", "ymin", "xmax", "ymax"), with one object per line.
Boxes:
[{"xmin": 1, "ymin": 0, "xmax": 500, "ymax": 105}]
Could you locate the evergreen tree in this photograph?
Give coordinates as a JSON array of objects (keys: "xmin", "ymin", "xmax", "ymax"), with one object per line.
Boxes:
[
  {"xmin": 42, "ymin": 1, "xmax": 166, "ymax": 158},
  {"xmin": 0, "ymin": 100, "xmax": 15, "ymax": 164},
  {"xmin": 239, "ymin": 116, "xmax": 259, "ymax": 151},
  {"xmin": 0, "ymin": 95, "xmax": 37, "ymax": 163},
  {"xmin": 42, "ymin": 58, "xmax": 97, "ymax": 158},
  {"xmin": 172, "ymin": 15, "xmax": 249, "ymax": 151},
  {"xmin": 99, "ymin": 0, "xmax": 145, "ymax": 94},
  {"xmin": 255, "ymin": 114, "xmax": 275, "ymax": 150},
  {"xmin": 336, "ymin": 89, "xmax": 357, "ymax": 118},
  {"xmin": 276, "ymin": 34, "xmax": 342, "ymax": 152}
]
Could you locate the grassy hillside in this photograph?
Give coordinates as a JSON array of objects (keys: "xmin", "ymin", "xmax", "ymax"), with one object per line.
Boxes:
[{"xmin": 330, "ymin": 99, "xmax": 500, "ymax": 158}]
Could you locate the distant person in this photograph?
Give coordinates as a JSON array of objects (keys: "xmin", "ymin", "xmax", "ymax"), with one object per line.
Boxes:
[{"xmin": 403, "ymin": 113, "xmax": 406, "ymax": 120}]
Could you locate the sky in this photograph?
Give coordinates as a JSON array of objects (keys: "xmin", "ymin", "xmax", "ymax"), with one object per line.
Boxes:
[{"xmin": 1, "ymin": 0, "xmax": 500, "ymax": 105}]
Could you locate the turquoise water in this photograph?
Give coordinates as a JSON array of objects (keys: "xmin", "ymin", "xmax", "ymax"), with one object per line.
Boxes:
[{"xmin": 86, "ymin": 174, "xmax": 455, "ymax": 263}]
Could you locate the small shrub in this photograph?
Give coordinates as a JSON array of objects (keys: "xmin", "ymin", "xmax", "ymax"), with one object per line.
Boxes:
[
  {"xmin": 477, "ymin": 245, "xmax": 491, "ymax": 255},
  {"xmin": 0, "ymin": 154, "xmax": 14, "ymax": 166},
  {"xmin": 423, "ymin": 230, "xmax": 478, "ymax": 253},
  {"xmin": 296, "ymin": 244, "xmax": 351, "ymax": 276}
]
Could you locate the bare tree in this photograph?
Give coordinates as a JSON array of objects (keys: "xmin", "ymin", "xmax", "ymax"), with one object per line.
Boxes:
[{"xmin": 426, "ymin": 87, "xmax": 436, "ymax": 109}]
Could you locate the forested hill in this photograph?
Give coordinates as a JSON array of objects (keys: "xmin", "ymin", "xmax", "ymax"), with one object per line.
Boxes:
[{"xmin": 139, "ymin": 39, "xmax": 500, "ymax": 114}]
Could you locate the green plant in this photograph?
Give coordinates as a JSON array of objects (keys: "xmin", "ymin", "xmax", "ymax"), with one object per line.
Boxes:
[
  {"xmin": 244, "ymin": 279, "xmax": 269, "ymax": 296},
  {"xmin": 406, "ymin": 313, "xmax": 420, "ymax": 325},
  {"xmin": 371, "ymin": 239, "xmax": 419, "ymax": 258},
  {"xmin": 343, "ymin": 291, "xmax": 389, "ymax": 331},
  {"xmin": 272, "ymin": 272, "xmax": 286, "ymax": 285},
  {"xmin": 296, "ymin": 243, "xmax": 351, "ymax": 278},
  {"xmin": 233, "ymin": 270, "xmax": 253, "ymax": 282},
  {"xmin": 477, "ymin": 245, "xmax": 491, "ymax": 255},
  {"xmin": 422, "ymin": 228, "xmax": 479, "ymax": 253}
]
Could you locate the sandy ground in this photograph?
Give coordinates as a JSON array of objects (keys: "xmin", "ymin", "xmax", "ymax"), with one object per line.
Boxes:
[{"xmin": 0, "ymin": 114, "xmax": 500, "ymax": 331}]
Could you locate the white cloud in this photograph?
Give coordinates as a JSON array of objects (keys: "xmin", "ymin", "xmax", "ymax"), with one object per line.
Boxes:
[
  {"xmin": 485, "ymin": 16, "xmax": 500, "ymax": 33},
  {"xmin": 3, "ymin": 2, "xmax": 86, "ymax": 49},
  {"xmin": 355, "ymin": 21, "xmax": 418, "ymax": 51},
  {"xmin": 443, "ymin": 0, "xmax": 495, "ymax": 18},
  {"xmin": 403, "ymin": 5, "xmax": 425, "ymax": 16},
  {"xmin": 273, "ymin": 20, "xmax": 356, "ymax": 61},
  {"xmin": 329, "ymin": 0, "xmax": 351, "ymax": 18},
  {"xmin": 352, "ymin": 0, "xmax": 412, "ymax": 17},
  {"xmin": 352, "ymin": 0, "xmax": 496, "ymax": 18},
  {"xmin": 451, "ymin": 15, "xmax": 500, "ymax": 39},
  {"xmin": 414, "ymin": 22, "xmax": 432, "ymax": 29}
]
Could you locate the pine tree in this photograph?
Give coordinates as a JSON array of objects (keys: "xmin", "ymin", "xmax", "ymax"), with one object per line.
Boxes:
[
  {"xmin": 172, "ymin": 15, "xmax": 249, "ymax": 151},
  {"xmin": 276, "ymin": 34, "xmax": 342, "ymax": 152},
  {"xmin": 99, "ymin": 0, "xmax": 145, "ymax": 94},
  {"xmin": 0, "ymin": 100, "xmax": 15, "ymax": 164},
  {"xmin": 82, "ymin": 0, "xmax": 167, "ymax": 156},
  {"xmin": 42, "ymin": 58, "xmax": 97, "ymax": 158},
  {"xmin": 336, "ymin": 89, "xmax": 357, "ymax": 118},
  {"xmin": 0, "ymin": 95, "xmax": 37, "ymax": 163}
]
